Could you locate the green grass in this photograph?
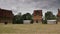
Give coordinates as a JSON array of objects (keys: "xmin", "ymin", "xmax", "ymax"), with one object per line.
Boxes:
[{"xmin": 0, "ymin": 23, "xmax": 60, "ymax": 34}]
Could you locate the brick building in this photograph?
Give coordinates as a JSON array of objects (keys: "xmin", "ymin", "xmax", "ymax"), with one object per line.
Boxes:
[
  {"xmin": 32, "ymin": 10, "xmax": 42, "ymax": 23},
  {"xmin": 57, "ymin": 8, "xmax": 60, "ymax": 22},
  {"xmin": 0, "ymin": 8, "xmax": 14, "ymax": 24}
]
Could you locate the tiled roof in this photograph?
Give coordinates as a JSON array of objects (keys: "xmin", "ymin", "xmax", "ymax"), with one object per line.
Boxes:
[
  {"xmin": 33, "ymin": 10, "xmax": 42, "ymax": 16},
  {"xmin": 0, "ymin": 8, "xmax": 14, "ymax": 18}
]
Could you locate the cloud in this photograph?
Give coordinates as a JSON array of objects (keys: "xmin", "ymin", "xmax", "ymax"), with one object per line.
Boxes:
[{"xmin": 0, "ymin": 0, "xmax": 60, "ymax": 15}]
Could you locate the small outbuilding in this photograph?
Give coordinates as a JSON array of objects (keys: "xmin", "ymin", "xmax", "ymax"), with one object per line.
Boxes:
[{"xmin": 47, "ymin": 20, "xmax": 57, "ymax": 24}]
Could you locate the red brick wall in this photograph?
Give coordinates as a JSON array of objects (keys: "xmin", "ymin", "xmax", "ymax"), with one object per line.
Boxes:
[
  {"xmin": 0, "ymin": 8, "xmax": 14, "ymax": 23},
  {"xmin": 33, "ymin": 10, "xmax": 42, "ymax": 23}
]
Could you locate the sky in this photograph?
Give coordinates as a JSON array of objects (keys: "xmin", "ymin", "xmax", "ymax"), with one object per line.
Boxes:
[{"xmin": 0, "ymin": 0, "xmax": 60, "ymax": 16}]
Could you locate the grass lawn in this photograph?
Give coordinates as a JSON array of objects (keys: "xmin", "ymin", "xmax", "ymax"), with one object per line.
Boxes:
[{"xmin": 0, "ymin": 23, "xmax": 60, "ymax": 34}]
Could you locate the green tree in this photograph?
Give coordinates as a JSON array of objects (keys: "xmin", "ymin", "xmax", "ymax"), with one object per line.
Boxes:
[
  {"xmin": 22, "ymin": 13, "xmax": 32, "ymax": 20},
  {"xmin": 45, "ymin": 11, "xmax": 56, "ymax": 20},
  {"xmin": 13, "ymin": 13, "xmax": 23, "ymax": 24},
  {"xmin": 13, "ymin": 13, "xmax": 32, "ymax": 24}
]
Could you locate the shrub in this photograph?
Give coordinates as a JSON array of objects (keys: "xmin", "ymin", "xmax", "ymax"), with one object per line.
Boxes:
[{"xmin": 42, "ymin": 20, "xmax": 47, "ymax": 24}]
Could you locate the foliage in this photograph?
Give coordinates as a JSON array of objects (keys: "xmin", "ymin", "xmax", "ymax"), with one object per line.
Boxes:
[
  {"xmin": 13, "ymin": 13, "xmax": 23, "ymax": 24},
  {"xmin": 13, "ymin": 13, "xmax": 32, "ymax": 24},
  {"xmin": 30, "ymin": 20, "xmax": 34, "ymax": 24},
  {"xmin": 22, "ymin": 13, "xmax": 32, "ymax": 20},
  {"xmin": 45, "ymin": 11, "xmax": 56, "ymax": 20},
  {"xmin": 42, "ymin": 19, "xmax": 47, "ymax": 24}
]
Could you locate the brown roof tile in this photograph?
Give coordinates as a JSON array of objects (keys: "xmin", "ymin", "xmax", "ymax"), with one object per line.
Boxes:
[
  {"xmin": 33, "ymin": 10, "xmax": 42, "ymax": 16},
  {"xmin": 0, "ymin": 8, "xmax": 14, "ymax": 18}
]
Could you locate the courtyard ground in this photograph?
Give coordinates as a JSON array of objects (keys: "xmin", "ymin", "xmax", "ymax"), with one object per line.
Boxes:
[{"xmin": 0, "ymin": 23, "xmax": 60, "ymax": 34}]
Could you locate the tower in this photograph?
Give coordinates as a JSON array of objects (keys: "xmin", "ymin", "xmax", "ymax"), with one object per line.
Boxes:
[
  {"xmin": 33, "ymin": 10, "xmax": 42, "ymax": 23},
  {"xmin": 57, "ymin": 8, "xmax": 60, "ymax": 23}
]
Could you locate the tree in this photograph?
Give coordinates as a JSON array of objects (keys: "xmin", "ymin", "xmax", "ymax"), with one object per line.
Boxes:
[
  {"xmin": 45, "ymin": 11, "xmax": 56, "ymax": 20},
  {"xmin": 13, "ymin": 12, "xmax": 23, "ymax": 24},
  {"xmin": 13, "ymin": 13, "xmax": 32, "ymax": 24},
  {"xmin": 22, "ymin": 13, "xmax": 32, "ymax": 20}
]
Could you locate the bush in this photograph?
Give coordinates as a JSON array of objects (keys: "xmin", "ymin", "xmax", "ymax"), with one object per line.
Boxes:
[
  {"xmin": 42, "ymin": 20, "xmax": 47, "ymax": 24},
  {"xmin": 30, "ymin": 20, "xmax": 34, "ymax": 24}
]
